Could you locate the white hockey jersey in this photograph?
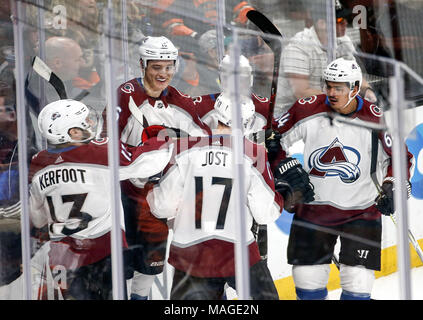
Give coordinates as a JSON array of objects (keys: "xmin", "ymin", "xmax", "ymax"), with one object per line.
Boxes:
[
  {"xmin": 29, "ymin": 137, "xmax": 173, "ymax": 242},
  {"xmin": 272, "ymin": 94, "xmax": 413, "ymax": 226},
  {"xmin": 146, "ymin": 135, "xmax": 283, "ymax": 277}
]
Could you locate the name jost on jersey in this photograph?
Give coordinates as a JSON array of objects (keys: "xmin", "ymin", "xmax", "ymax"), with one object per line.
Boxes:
[
  {"xmin": 308, "ymin": 137, "xmax": 361, "ymax": 183},
  {"xmin": 39, "ymin": 168, "xmax": 87, "ymax": 191}
]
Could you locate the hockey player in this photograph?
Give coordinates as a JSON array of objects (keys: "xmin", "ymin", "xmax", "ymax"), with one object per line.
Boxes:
[
  {"xmin": 146, "ymin": 93, "xmax": 312, "ymax": 299},
  {"xmin": 271, "ymin": 57, "xmax": 413, "ymax": 300},
  {"xmin": 116, "ymin": 35, "xmax": 210, "ymax": 300},
  {"xmin": 194, "ymin": 54, "xmax": 270, "ymax": 134},
  {"xmin": 29, "ymin": 99, "xmax": 174, "ymax": 299},
  {"xmin": 193, "ymin": 54, "xmax": 279, "ymax": 262}
]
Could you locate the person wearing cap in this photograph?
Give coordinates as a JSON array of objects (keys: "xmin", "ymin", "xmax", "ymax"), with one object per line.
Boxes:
[
  {"xmin": 116, "ymin": 35, "xmax": 211, "ymax": 300},
  {"xmin": 276, "ymin": 0, "xmax": 377, "ymax": 117}
]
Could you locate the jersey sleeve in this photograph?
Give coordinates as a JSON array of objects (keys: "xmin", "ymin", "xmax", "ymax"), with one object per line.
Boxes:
[
  {"xmin": 29, "ymin": 182, "xmax": 48, "ymax": 228},
  {"xmin": 248, "ymin": 144, "xmax": 283, "ymax": 224},
  {"xmin": 146, "ymin": 162, "xmax": 183, "ymax": 219},
  {"xmin": 378, "ymin": 130, "xmax": 413, "ymax": 181},
  {"xmin": 117, "ymin": 81, "xmax": 147, "ymax": 146},
  {"xmin": 118, "ymin": 138, "xmax": 174, "ymax": 181},
  {"xmin": 272, "ymin": 104, "xmax": 304, "ymax": 154}
]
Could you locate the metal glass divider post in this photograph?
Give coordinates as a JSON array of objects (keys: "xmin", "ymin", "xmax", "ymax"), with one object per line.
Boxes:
[
  {"xmin": 389, "ymin": 61, "xmax": 412, "ymax": 300},
  {"xmin": 120, "ymin": 0, "xmax": 130, "ymax": 83},
  {"xmin": 104, "ymin": 1, "xmax": 126, "ymax": 300},
  {"xmin": 11, "ymin": 0, "xmax": 32, "ymax": 300},
  {"xmin": 326, "ymin": 0, "xmax": 337, "ymax": 63},
  {"xmin": 229, "ymin": 29, "xmax": 251, "ymax": 300},
  {"xmin": 216, "ymin": 0, "xmax": 226, "ymax": 63}
]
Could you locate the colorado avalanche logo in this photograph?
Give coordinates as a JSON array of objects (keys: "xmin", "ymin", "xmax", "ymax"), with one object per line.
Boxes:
[
  {"xmin": 308, "ymin": 138, "xmax": 361, "ymax": 183},
  {"xmin": 298, "ymin": 95, "xmax": 317, "ymax": 105},
  {"xmin": 51, "ymin": 112, "xmax": 61, "ymax": 121},
  {"xmin": 121, "ymin": 83, "xmax": 135, "ymax": 94},
  {"xmin": 369, "ymin": 104, "xmax": 383, "ymax": 117}
]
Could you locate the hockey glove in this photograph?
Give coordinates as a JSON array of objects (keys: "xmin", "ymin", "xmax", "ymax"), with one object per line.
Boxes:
[
  {"xmin": 375, "ymin": 181, "xmax": 394, "ymax": 215},
  {"xmin": 265, "ymin": 129, "xmax": 281, "ymax": 161},
  {"xmin": 274, "ymin": 157, "xmax": 315, "ymax": 212},
  {"xmin": 251, "ymin": 221, "xmax": 268, "ymax": 262},
  {"xmin": 375, "ymin": 178, "xmax": 412, "ymax": 216}
]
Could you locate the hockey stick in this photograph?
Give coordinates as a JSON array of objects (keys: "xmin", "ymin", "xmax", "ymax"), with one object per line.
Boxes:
[
  {"xmin": 246, "ymin": 12, "xmax": 284, "ymax": 259},
  {"xmin": 32, "ymin": 56, "xmax": 92, "ymax": 102},
  {"xmin": 370, "ymin": 130, "xmax": 423, "ymax": 263},
  {"xmin": 246, "ymin": 10, "xmax": 283, "ymax": 129},
  {"xmin": 32, "ymin": 56, "xmax": 67, "ymax": 99}
]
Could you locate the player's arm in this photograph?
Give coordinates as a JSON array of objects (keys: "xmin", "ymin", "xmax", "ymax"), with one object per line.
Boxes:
[
  {"xmin": 375, "ymin": 130, "xmax": 413, "ymax": 215},
  {"xmin": 146, "ymin": 162, "xmax": 183, "ymax": 220},
  {"xmin": 118, "ymin": 138, "xmax": 174, "ymax": 181},
  {"xmin": 269, "ymin": 104, "xmax": 304, "ymax": 171},
  {"xmin": 247, "ymin": 145, "xmax": 283, "ymax": 224},
  {"xmin": 29, "ymin": 182, "xmax": 48, "ymax": 229}
]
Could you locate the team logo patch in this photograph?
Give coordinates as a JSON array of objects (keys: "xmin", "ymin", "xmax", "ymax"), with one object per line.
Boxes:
[
  {"xmin": 192, "ymin": 96, "xmax": 203, "ymax": 105},
  {"xmin": 298, "ymin": 95, "xmax": 317, "ymax": 105},
  {"xmin": 308, "ymin": 138, "xmax": 361, "ymax": 183},
  {"xmin": 121, "ymin": 83, "xmax": 135, "ymax": 94},
  {"xmin": 154, "ymin": 100, "xmax": 165, "ymax": 109},
  {"xmin": 51, "ymin": 112, "xmax": 61, "ymax": 121},
  {"xmin": 369, "ymin": 104, "xmax": 383, "ymax": 117},
  {"xmin": 252, "ymin": 93, "xmax": 269, "ymax": 103}
]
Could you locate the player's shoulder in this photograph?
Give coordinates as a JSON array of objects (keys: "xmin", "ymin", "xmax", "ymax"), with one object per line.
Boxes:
[
  {"xmin": 251, "ymin": 93, "xmax": 269, "ymax": 104},
  {"xmin": 291, "ymin": 94, "xmax": 328, "ymax": 116},
  {"xmin": 192, "ymin": 93, "xmax": 218, "ymax": 105},
  {"xmin": 356, "ymin": 96, "xmax": 383, "ymax": 123},
  {"xmin": 251, "ymin": 93, "xmax": 270, "ymax": 116},
  {"xmin": 88, "ymin": 137, "xmax": 109, "ymax": 147},
  {"xmin": 30, "ymin": 150, "xmax": 50, "ymax": 169},
  {"xmin": 117, "ymin": 78, "xmax": 140, "ymax": 95},
  {"xmin": 273, "ymin": 94, "xmax": 327, "ymax": 129},
  {"xmin": 167, "ymin": 85, "xmax": 194, "ymax": 101}
]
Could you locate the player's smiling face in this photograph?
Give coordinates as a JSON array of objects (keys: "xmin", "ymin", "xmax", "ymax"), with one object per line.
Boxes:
[{"xmin": 143, "ymin": 60, "xmax": 176, "ymax": 96}]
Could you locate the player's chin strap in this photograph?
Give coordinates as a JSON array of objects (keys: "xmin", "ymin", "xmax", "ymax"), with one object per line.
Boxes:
[{"xmin": 339, "ymin": 89, "xmax": 359, "ymax": 111}]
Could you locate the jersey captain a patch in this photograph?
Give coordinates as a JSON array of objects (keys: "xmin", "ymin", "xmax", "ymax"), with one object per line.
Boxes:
[{"xmin": 308, "ymin": 137, "xmax": 361, "ymax": 183}]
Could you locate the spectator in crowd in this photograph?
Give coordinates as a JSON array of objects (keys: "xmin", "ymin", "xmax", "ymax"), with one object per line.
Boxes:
[
  {"xmin": 47, "ymin": 0, "xmax": 102, "ymax": 90},
  {"xmin": 0, "ymin": 82, "xmax": 21, "ymax": 288},
  {"xmin": 187, "ymin": 29, "xmax": 221, "ymax": 96},
  {"xmin": 276, "ymin": 0, "xmax": 377, "ymax": 117}
]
